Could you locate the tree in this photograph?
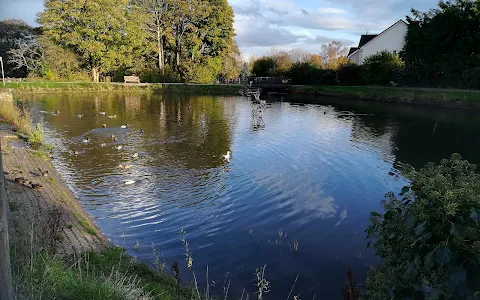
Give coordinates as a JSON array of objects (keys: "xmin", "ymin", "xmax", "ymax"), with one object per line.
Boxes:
[
  {"xmin": 402, "ymin": 0, "xmax": 480, "ymax": 88},
  {"xmin": 7, "ymin": 37, "xmax": 44, "ymax": 75},
  {"xmin": 218, "ymin": 40, "xmax": 241, "ymax": 80},
  {"xmin": 39, "ymin": 0, "xmax": 146, "ymax": 82},
  {"xmin": 321, "ymin": 41, "xmax": 348, "ymax": 70},
  {"xmin": 137, "ymin": 0, "xmax": 171, "ymax": 72},
  {"xmin": 0, "ymin": 19, "xmax": 35, "ymax": 77},
  {"xmin": 366, "ymin": 154, "xmax": 480, "ymax": 299},
  {"xmin": 251, "ymin": 57, "xmax": 276, "ymax": 77}
]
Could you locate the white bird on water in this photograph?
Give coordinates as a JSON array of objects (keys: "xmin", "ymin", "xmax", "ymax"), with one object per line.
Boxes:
[
  {"xmin": 82, "ymin": 137, "xmax": 90, "ymax": 143},
  {"xmin": 223, "ymin": 151, "xmax": 231, "ymax": 162},
  {"xmin": 77, "ymin": 114, "xmax": 83, "ymax": 118},
  {"xmin": 120, "ymin": 124, "xmax": 128, "ymax": 129},
  {"xmin": 115, "ymin": 145, "xmax": 123, "ymax": 150},
  {"xmin": 124, "ymin": 180, "xmax": 136, "ymax": 186},
  {"xmin": 132, "ymin": 153, "xmax": 139, "ymax": 158}
]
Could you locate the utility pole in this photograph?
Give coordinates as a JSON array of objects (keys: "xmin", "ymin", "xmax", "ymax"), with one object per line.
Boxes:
[{"xmin": 0, "ymin": 57, "xmax": 5, "ymax": 87}]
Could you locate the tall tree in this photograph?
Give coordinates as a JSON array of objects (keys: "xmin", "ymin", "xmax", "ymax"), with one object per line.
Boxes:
[
  {"xmin": 39, "ymin": 0, "xmax": 146, "ymax": 82},
  {"xmin": 321, "ymin": 41, "xmax": 348, "ymax": 69},
  {"xmin": 0, "ymin": 19, "xmax": 35, "ymax": 77},
  {"xmin": 218, "ymin": 40, "xmax": 241, "ymax": 80},
  {"xmin": 402, "ymin": 0, "xmax": 480, "ymax": 88},
  {"xmin": 137, "ymin": 0, "xmax": 170, "ymax": 72}
]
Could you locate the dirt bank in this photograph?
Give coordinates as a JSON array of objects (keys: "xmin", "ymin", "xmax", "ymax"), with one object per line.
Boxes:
[{"xmin": 1, "ymin": 131, "xmax": 110, "ymax": 255}]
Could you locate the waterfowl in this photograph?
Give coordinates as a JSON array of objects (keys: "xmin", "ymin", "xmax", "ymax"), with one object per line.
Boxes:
[
  {"xmin": 187, "ymin": 106, "xmax": 191, "ymax": 110},
  {"xmin": 113, "ymin": 137, "xmax": 118, "ymax": 141},
  {"xmin": 119, "ymin": 164, "xmax": 132, "ymax": 169},
  {"xmin": 139, "ymin": 129, "xmax": 144, "ymax": 134},
  {"xmin": 82, "ymin": 137, "xmax": 90, "ymax": 143},
  {"xmin": 14, "ymin": 177, "xmax": 27, "ymax": 184},
  {"xmin": 77, "ymin": 114, "xmax": 84, "ymax": 118},
  {"xmin": 107, "ymin": 115, "xmax": 117, "ymax": 119},
  {"xmin": 100, "ymin": 143, "xmax": 107, "ymax": 148},
  {"xmin": 74, "ymin": 151, "xmax": 79, "ymax": 156},
  {"xmin": 38, "ymin": 168, "xmax": 49, "ymax": 177},
  {"xmin": 53, "ymin": 110, "xmax": 60, "ymax": 115},
  {"xmin": 115, "ymin": 145, "xmax": 123, "ymax": 150},
  {"xmin": 99, "ymin": 111, "xmax": 107, "ymax": 116},
  {"xmin": 131, "ymin": 153, "xmax": 139, "ymax": 158},
  {"xmin": 120, "ymin": 124, "xmax": 128, "ymax": 129},
  {"xmin": 111, "ymin": 134, "xmax": 116, "ymax": 139},
  {"xmin": 124, "ymin": 180, "xmax": 136, "ymax": 186},
  {"xmin": 223, "ymin": 151, "xmax": 231, "ymax": 162},
  {"xmin": 323, "ymin": 111, "xmax": 326, "ymax": 115},
  {"xmin": 102, "ymin": 124, "xmax": 107, "ymax": 128},
  {"xmin": 31, "ymin": 183, "xmax": 42, "ymax": 191}
]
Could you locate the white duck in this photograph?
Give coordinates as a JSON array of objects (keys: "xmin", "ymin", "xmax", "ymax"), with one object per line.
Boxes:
[
  {"xmin": 82, "ymin": 137, "xmax": 90, "ymax": 143},
  {"xmin": 132, "ymin": 153, "xmax": 139, "ymax": 158},
  {"xmin": 124, "ymin": 180, "xmax": 136, "ymax": 186},
  {"xmin": 223, "ymin": 151, "xmax": 231, "ymax": 162},
  {"xmin": 115, "ymin": 145, "xmax": 123, "ymax": 150},
  {"xmin": 120, "ymin": 124, "xmax": 128, "ymax": 129},
  {"xmin": 99, "ymin": 111, "xmax": 107, "ymax": 116},
  {"xmin": 77, "ymin": 114, "xmax": 83, "ymax": 118}
]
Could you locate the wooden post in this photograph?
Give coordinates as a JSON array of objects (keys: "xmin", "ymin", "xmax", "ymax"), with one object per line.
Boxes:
[
  {"xmin": 0, "ymin": 57, "xmax": 5, "ymax": 87},
  {"xmin": 0, "ymin": 142, "xmax": 13, "ymax": 300}
]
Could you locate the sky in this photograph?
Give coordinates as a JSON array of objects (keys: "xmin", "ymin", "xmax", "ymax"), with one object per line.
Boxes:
[{"xmin": 0, "ymin": 0, "xmax": 438, "ymax": 57}]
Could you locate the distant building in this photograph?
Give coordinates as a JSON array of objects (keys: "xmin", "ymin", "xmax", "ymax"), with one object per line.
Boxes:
[{"xmin": 347, "ymin": 20, "xmax": 408, "ymax": 65}]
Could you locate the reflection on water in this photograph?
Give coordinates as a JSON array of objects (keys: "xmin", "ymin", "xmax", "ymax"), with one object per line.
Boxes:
[{"xmin": 25, "ymin": 93, "xmax": 480, "ymax": 299}]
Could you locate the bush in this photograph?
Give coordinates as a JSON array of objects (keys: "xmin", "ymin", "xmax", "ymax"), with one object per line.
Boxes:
[
  {"xmin": 462, "ymin": 67, "xmax": 480, "ymax": 89},
  {"xmin": 337, "ymin": 63, "xmax": 365, "ymax": 86},
  {"xmin": 139, "ymin": 68, "xmax": 181, "ymax": 83},
  {"xmin": 366, "ymin": 154, "xmax": 480, "ymax": 299},
  {"xmin": 0, "ymin": 100, "xmax": 31, "ymax": 135},
  {"xmin": 362, "ymin": 51, "xmax": 404, "ymax": 86}
]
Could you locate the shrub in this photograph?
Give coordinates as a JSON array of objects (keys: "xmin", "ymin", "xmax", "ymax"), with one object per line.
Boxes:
[
  {"xmin": 0, "ymin": 100, "xmax": 31, "ymax": 135},
  {"xmin": 462, "ymin": 67, "xmax": 480, "ymax": 89},
  {"xmin": 362, "ymin": 51, "xmax": 404, "ymax": 86},
  {"xmin": 139, "ymin": 67, "xmax": 181, "ymax": 83},
  {"xmin": 366, "ymin": 154, "xmax": 480, "ymax": 299},
  {"xmin": 337, "ymin": 63, "xmax": 365, "ymax": 86}
]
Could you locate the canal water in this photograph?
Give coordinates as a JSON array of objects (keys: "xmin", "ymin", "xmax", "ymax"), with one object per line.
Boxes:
[{"xmin": 25, "ymin": 93, "xmax": 480, "ymax": 299}]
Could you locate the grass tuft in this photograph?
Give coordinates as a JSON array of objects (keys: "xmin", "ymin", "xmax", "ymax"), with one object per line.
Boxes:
[{"xmin": 0, "ymin": 99, "xmax": 31, "ymax": 134}]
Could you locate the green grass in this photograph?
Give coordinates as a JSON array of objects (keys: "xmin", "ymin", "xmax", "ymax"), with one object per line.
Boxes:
[
  {"xmin": 1, "ymin": 81, "xmax": 243, "ymax": 95},
  {"xmin": 74, "ymin": 212, "xmax": 98, "ymax": 236},
  {"xmin": 293, "ymin": 85, "xmax": 480, "ymax": 108},
  {"xmin": 14, "ymin": 248, "xmax": 193, "ymax": 300}
]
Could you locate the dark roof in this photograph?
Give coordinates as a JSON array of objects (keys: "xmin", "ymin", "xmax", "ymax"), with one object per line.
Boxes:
[
  {"xmin": 348, "ymin": 47, "xmax": 358, "ymax": 56},
  {"xmin": 358, "ymin": 35, "xmax": 378, "ymax": 48}
]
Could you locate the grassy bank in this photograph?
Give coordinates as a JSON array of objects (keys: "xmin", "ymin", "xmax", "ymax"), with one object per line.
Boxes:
[
  {"xmin": 1, "ymin": 82, "xmax": 243, "ymax": 95},
  {"xmin": 293, "ymin": 85, "xmax": 480, "ymax": 108}
]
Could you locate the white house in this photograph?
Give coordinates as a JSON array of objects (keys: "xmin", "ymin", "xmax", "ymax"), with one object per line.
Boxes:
[{"xmin": 347, "ymin": 20, "xmax": 408, "ymax": 65}]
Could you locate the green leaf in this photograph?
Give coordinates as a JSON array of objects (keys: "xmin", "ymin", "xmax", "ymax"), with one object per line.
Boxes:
[
  {"xmin": 414, "ymin": 222, "xmax": 426, "ymax": 237},
  {"xmin": 414, "ymin": 255, "xmax": 421, "ymax": 267},
  {"xmin": 450, "ymin": 223, "xmax": 466, "ymax": 238},
  {"xmin": 436, "ymin": 246, "xmax": 452, "ymax": 265},
  {"xmin": 471, "ymin": 209, "xmax": 480, "ymax": 226},
  {"xmin": 448, "ymin": 268, "xmax": 466, "ymax": 287},
  {"xmin": 424, "ymin": 250, "xmax": 435, "ymax": 269},
  {"xmin": 405, "ymin": 213, "xmax": 415, "ymax": 229},
  {"xmin": 400, "ymin": 186, "xmax": 410, "ymax": 196}
]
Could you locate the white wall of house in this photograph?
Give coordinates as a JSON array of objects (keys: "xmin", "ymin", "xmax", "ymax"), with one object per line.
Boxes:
[
  {"xmin": 349, "ymin": 20, "xmax": 408, "ymax": 65},
  {"xmin": 349, "ymin": 51, "xmax": 362, "ymax": 65}
]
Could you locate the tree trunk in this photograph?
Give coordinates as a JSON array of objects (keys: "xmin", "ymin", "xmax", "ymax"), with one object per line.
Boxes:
[
  {"xmin": 157, "ymin": 26, "xmax": 164, "ymax": 73},
  {"xmin": 160, "ymin": 40, "xmax": 164, "ymax": 75},
  {"xmin": 92, "ymin": 67, "xmax": 100, "ymax": 83}
]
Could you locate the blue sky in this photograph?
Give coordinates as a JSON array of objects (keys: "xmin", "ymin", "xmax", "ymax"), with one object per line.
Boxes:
[{"xmin": 0, "ymin": 0, "xmax": 438, "ymax": 57}]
